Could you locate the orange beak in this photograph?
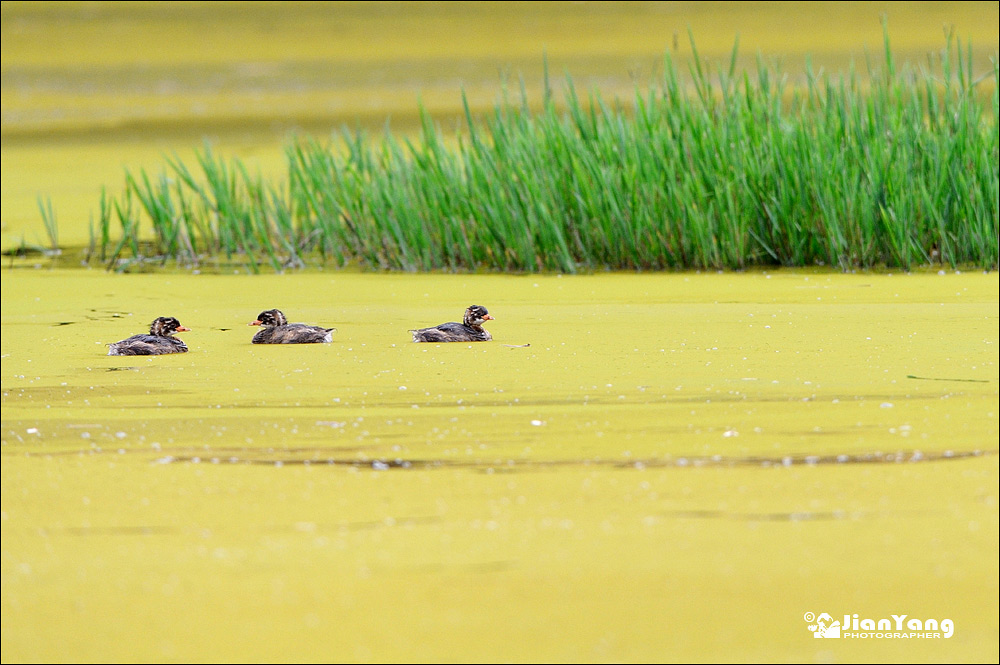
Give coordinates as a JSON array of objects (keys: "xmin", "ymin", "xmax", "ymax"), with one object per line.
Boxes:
[
  {"xmin": 483, "ymin": 314, "xmax": 495, "ymax": 320},
  {"xmin": 249, "ymin": 320, "xmax": 262, "ymax": 326},
  {"xmin": 175, "ymin": 326, "xmax": 191, "ymax": 332}
]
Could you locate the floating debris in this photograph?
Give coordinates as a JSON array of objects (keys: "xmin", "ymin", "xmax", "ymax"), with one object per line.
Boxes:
[
  {"xmin": 906, "ymin": 374, "xmax": 990, "ymax": 383},
  {"xmin": 144, "ymin": 448, "xmax": 994, "ymax": 471}
]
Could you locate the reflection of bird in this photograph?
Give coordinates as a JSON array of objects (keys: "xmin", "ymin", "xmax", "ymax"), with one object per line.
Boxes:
[
  {"xmin": 108, "ymin": 316, "xmax": 190, "ymax": 356},
  {"xmin": 410, "ymin": 305, "xmax": 494, "ymax": 343},
  {"xmin": 249, "ymin": 309, "xmax": 335, "ymax": 344}
]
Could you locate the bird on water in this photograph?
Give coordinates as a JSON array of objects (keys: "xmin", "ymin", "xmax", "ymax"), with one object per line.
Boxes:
[
  {"xmin": 410, "ymin": 305, "xmax": 494, "ymax": 343},
  {"xmin": 249, "ymin": 309, "xmax": 335, "ymax": 344},
  {"xmin": 107, "ymin": 316, "xmax": 191, "ymax": 356}
]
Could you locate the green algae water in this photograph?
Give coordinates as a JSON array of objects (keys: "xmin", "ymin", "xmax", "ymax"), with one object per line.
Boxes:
[
  {"xmin": 2, "ymin": 269, "xmax": 997, "ymax": 662},
  {"xmin": 3, "ymin": 2, "xmax": 999, "ymax": 662}
]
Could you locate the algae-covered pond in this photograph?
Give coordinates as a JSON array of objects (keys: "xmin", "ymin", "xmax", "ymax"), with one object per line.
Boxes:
[
  {"xmin": 3, "ymin": 2, "xmax": 999, "ymax": 662},
  {"xmin": 2, "ymin": 268, "xmax": 997, "ymax": 662}
]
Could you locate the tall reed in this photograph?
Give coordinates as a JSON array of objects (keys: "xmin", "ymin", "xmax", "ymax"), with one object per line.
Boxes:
[
  {"xmin": 36, "ymin": 196, "xmax": 60, "ymax": 256},
  {"xmin": 78, "ymin": 32, "xmax": 999, "ymax": 273}
]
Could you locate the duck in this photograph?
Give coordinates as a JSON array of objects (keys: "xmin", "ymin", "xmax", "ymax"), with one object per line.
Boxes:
[
  {"xmin": 410, "ymin": 305, "xmax": 494, "ymax": 343},
  {"xmin": 249, "ymin": 309, "xmax": 335, "ymax": 344},
  {"xmin": 107, "ymin": 316, "xmax": 190, "ymax": 356}
]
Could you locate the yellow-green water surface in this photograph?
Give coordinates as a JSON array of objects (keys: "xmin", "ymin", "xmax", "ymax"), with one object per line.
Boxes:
[
  {"xmin": 2, "ymin": 268, "xmax": 997, "ymax": 662},
  {"xmin": 3, "ymin": 3, "xmax": 999, "ymax": 661}
]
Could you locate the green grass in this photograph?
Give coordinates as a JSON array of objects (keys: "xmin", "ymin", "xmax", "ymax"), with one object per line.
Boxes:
[{"xmin": 81, "ymin": 31, "xmax": 998, "ymax": 273}]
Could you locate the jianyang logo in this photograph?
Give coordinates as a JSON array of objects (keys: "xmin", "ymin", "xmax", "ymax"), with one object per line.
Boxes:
[{"xmin": 804, "ymin": 612, "xmax": 954, "ymax": 639}]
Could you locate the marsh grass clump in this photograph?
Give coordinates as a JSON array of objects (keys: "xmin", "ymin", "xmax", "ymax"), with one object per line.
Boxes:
[{"xmin": 84, "ymin": 32, "xmax": 998, "ymax": 273}]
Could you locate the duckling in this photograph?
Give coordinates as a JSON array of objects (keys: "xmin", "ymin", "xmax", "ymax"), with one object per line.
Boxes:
[
  {"xmin": 410, "ymin": 305, "xmax": 494, "ymax": 343},
  {"xmin": 249, "ymin": 309, "xmax": 335, "ymax": 344},
  {"xmin": 108, "ymin": 316, "xmax": 190, "ymax": 356}
]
